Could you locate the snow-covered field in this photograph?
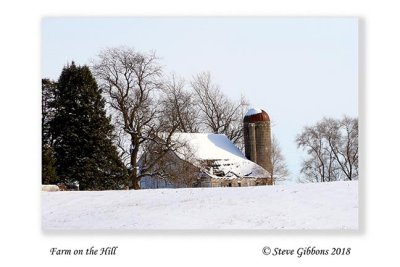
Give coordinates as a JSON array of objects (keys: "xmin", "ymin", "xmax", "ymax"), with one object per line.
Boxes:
[{"xmin": 42, "ymin": 181, "xmax": 358, "ymax": 230}]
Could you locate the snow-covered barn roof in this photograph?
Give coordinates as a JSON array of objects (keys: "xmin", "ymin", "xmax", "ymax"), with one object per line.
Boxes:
[{"xmin": 173, "ymin": 133, "xmax": 270, "ymax": 180}]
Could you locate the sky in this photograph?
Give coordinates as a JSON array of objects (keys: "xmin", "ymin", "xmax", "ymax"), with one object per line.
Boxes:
[{"xmin": 41, "ymin": 17, "xmax": 358, "ymax": 182}]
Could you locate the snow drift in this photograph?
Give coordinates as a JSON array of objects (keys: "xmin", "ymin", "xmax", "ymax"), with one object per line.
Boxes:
[{"xmin": 42, "ymin": 181, "xmax": 358, "ymax": 230}]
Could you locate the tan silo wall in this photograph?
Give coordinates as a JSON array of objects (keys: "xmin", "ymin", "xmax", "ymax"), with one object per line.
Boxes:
[
  {"xmin": 243, "ymin": 122, "xmax": 257, "ymax": 162},
  {"xmin": 254, "ymin": 121, "xmax": 272, "ymax": 175},
  {"xmin": 243, "ymin": 120, "xmax": 273, "ymax": 176}
]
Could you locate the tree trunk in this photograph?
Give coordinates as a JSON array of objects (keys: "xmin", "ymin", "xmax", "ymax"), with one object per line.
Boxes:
[
  {"xmin": 130, "ymin": 172, "xmax": 141, "ymax": 189},
  {"xmin": 130, "ymin": 139, "xmax": 141, "ymax": 190}
]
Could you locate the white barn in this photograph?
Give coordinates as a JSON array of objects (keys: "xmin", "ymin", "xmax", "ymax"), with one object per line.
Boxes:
[{"xmin": 140, "ymin": 133, "xmax": 272, "ymax": 189}]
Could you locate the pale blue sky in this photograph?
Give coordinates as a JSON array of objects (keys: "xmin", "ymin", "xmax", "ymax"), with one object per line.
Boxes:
[{"xmin": 42, "ymin": 17, "xmax": 358, "ymax": 182}]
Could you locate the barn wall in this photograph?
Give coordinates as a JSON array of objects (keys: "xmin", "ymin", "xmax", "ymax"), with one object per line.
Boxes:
[
  {"xmin": 211, "ymin": 178, "xmax": 270, "ymax": 187},
  {"xmin": 140, "ymin": 176, "xmax": 176, "ymax": 189}
]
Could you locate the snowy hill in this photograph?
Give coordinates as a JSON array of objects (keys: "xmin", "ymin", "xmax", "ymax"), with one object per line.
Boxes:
[{"xmin": 42, "ymin": 181, "xmax": 358, "ymax": 230}]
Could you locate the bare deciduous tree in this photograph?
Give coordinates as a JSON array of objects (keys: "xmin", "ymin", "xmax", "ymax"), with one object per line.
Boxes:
[
  {"xmin": 322, "ymin": 116, "xmax": 359, "ymax": 181},
  {"xmin": 296, "ymin": 116, "xmax": 358, "ymax": 182},
  {"xmin": 191, "ymin": 71, "xmax": 244, "ymax": 145},
  {"xmin": 297, "ymin": 124, "xmax": 337, "ymax": 182},
  {"xmin": 92, "ymin": 48, "xmax": 264, "ymax": 189},
  {"xmin": 271, "ymin": 135, "xmax": 290, "ymax": 184},
  {"xmin": 159, "ymin": 74, "xmax": 201, "ymax": 133},
  {"xmin": 237, "ymin": 94, "xmax": 250, "ymax": 151},
  {"xmin": 141, "ymin": 137, "xmax": 200, "ymax": 187},
  {"xmin": 92, "ymin": 47, "xmax": 181, "ymax": 189}
]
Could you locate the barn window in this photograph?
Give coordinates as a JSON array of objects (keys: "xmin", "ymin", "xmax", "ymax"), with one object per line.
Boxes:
[
  {"xmin": 238, "ymin": 182, "xmax": 241, "ymax": 187},
  {"xmin": 228, "ymin": 183, "xmax": 232, "ymax": 187}
]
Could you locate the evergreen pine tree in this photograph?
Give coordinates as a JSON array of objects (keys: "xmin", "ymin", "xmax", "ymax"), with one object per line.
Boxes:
[
  {"xmin": 42, "ymin": 79, "xmax": 58, "ymax": 184},
  {"xmin": 42, "ymin": 79, "xmax": 57, "ymax": 146},
  {"xmin": 42, "ymin": 145, "xmax": 58, "ymax": 184},
  {"xmin": 51, "ymin": 62, "xmax": 128, "ymax": 190}
]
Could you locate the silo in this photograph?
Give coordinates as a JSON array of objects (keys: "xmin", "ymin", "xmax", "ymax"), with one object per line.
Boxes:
[
  {"xmin": 243, "ymin": 122, "xmax": 257, "ymax": 162},
  {"xmin": 243, "ymin": 108, "xmax": 272, "ymax": 175}
]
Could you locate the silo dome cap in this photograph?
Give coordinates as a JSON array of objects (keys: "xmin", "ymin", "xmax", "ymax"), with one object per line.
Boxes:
[
  {"xmin": 244, "ymin": 107, "xmax": 270, "ymax": 122},
  {"xmin": 245, "ymin": 107, "xmax": 263, "ymax": 116}
]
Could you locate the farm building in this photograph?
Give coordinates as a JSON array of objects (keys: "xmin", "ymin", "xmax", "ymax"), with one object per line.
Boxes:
[{"xmin": 140, "ymin": 133, "xmax": 272, "ymax": 188}]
